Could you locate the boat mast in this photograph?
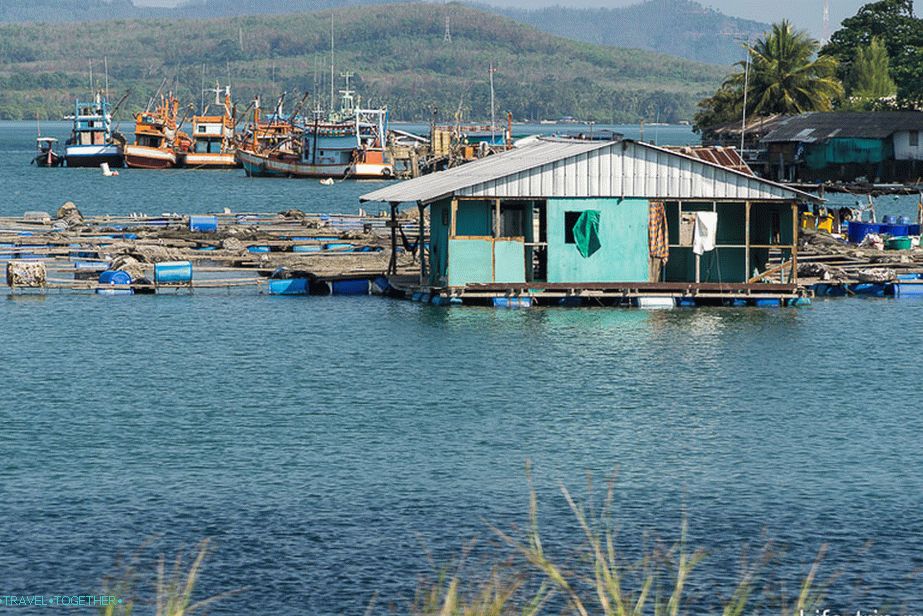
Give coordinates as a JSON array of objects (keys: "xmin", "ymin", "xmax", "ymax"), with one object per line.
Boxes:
[
  {"xmin": 104, "ymin": 56, "xmax": 110, "ymax": 100},
  {"xmin": 329, "ymin": 13, "xmax": 335, "ymax": 114},
  {"xmin": 200, "ymin": 63, "xmax": 206, "ymax": 114},
  {"xmin": 489, "ymin": 63, "xmax": 497, "ymax": 145}
]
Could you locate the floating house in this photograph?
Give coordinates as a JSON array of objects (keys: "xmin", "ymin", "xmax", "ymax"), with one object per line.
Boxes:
[
  {"xmin": 361, "ymin": 137, "xmax": 820, "ymax": 306},
  {"xmin": 761, "ymin": 111, "xmax": 923, "ymax": 182}
]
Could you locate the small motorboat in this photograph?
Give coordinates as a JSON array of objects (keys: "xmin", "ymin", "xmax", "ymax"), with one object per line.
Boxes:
[{"xmin": 32, "ymin": 137, "xmax": 62, "ymax": 167}]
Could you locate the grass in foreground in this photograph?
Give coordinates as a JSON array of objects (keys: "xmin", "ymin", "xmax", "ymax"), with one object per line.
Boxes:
[{"xmin": 411, "ymin": 465, "xmax": 832, "ymax": 616}]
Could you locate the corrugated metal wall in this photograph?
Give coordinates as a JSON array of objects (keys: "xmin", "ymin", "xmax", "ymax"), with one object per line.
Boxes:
[{"xmin": 455, "ymin": 142, "xmax": 797, "ymax": 202}]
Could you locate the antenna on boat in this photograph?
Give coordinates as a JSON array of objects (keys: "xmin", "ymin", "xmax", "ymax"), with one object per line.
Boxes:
[
  {"xmin": 146, "ymin": 78, "xmax": 168, "ymax": 113},
  {"xmin": 89, "ymin": 59, "xmax": 94, "ymax": 93},
  {"xmin": 340, "ymin": 71, "xmax": 355, "ymax": 112},
  {"xmin": 104, "ymin": 56, "xmax": 110, "ymax": 100}
]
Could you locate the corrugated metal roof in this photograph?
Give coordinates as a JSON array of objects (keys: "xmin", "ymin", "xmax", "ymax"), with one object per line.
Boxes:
[
  {"xmin": 361, "ymin": 137, "xmax": 820, "ymax": 204},
  {"xmin": 762, "ymin": 111, "xmax": 923, "ymax": 143},
  {"xmin": 361, "ymin": 139, "xmax": 605, "ymax": 204},
  {"xmin": 665, "ymin": 146, "xmax": 754, "ymax": 175}
]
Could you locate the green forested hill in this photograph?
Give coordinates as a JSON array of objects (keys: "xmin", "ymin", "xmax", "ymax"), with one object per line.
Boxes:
[{"xmin": 0, "ymin": 3, "xmax": 725, "ymax": 122}]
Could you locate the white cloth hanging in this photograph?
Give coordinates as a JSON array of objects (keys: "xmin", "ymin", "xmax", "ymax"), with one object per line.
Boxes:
[{"xmin": 693, "ymin": 211, "xmax": 718, "ymax": 256}]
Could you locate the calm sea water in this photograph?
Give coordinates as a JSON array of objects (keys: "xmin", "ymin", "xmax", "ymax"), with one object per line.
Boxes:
[{"xmin": 1, "ymin": 121, "xmax": 922, "ymax": 614}]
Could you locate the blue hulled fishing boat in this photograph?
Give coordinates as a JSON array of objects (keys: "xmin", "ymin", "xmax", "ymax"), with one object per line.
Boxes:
[{"xmin": 64, "ymin": 93, "xmax": 124, "ymax": 168}]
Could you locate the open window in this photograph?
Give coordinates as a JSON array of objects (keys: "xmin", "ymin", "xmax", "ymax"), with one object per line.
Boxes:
[{"xmin": 564, "ymin": 211, "xmax": 581, "ymax": 244}]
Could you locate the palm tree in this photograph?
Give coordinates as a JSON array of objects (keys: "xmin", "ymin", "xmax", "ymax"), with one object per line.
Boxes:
[
  {"xmin": 731, "ymin": 20, "xmax": 843, "ymax": 115},
  {"xmin": 694, "ymin": 21, "xmax": 843, "ymax": 131}
]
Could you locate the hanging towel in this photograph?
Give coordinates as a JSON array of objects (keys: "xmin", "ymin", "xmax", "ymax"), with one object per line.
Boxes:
[
  {"xmin": 573, "ymin": 210, "xmax": 602, "ymax": 258},
  {"xmin": 693, "ymin": 211, "xmax": 718, "ymax": 256},
  {"xmin": 648, "ymin": 201, "xmax": 669, "ymax": 261}
]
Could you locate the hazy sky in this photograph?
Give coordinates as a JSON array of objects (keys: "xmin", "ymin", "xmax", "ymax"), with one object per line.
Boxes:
[{"xmin": 133, "ymin": 1, "xmax": 901, "ymax": 39}]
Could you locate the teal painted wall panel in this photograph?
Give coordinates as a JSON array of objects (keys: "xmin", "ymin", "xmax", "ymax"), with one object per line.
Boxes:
[
  {"xmin": 447, "ymin": 238, "xmax": 493, "ymax": 286},
  {"xmin": 494, "ymin": 239, "xmax": 526, "ymax": 283},
  {"xmin": 456, "ymin": 200, "xmax": 492, "ymax": 236},
  {"xmin": 546, "ymin": 198, "xmax": 649, "ymax": 283}
]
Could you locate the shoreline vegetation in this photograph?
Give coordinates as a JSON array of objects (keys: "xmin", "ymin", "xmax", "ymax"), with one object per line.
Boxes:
[
  {"xmin": 0, "ymin": 3, "xmax": 723, "ymax": 123},
  {"xmin": 694, "ymin": 1, "xmax": 923, "ymax": 134},
  {"xmin": 95, "ymin": 467, "xmax": 918, "ymax": 616}
]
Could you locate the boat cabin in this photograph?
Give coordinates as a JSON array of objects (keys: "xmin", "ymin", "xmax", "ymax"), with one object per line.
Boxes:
[
  {"xmin": 69, "ymin": 96, "xmax": 113, "ymax": 146},
  {"xmin": 191, "ymin": 115, "xmax": 233, "ymax": 153},
  {"xmin": 361, "ymin": 137, "xmax": 821, "ymax": 305}
]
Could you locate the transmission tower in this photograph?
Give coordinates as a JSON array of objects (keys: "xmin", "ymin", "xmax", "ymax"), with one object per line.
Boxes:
[{"xmin": 444, "ymin": 14, "xmax": 452, "ymax": 42}]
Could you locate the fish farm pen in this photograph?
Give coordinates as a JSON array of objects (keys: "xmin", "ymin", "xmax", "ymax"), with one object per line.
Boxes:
[
  {"xmin": 1, "ymin": 205, "xmax": 423, "ymax": 298},
  {"xmin": 6, "ymin": 204, "xmax": 923, "ymax": 306}
]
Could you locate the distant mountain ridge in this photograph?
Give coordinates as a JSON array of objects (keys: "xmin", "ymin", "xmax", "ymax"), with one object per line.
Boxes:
[
  {"xmin": 492, "ymin": 0, "xmax": 769, "ymax": 66},
  {"xmin": 0, "ymin": 3, "xmax": 725, "ymax": 122},
  {"xmin": 0, "ymin": 0, "xmax": 769, "ymax": 65}
]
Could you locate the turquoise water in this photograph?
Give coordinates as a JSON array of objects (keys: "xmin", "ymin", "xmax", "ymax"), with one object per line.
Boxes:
[{"xmin": 1, "ymin": 122, "xmax": 922, "ymax": 614}]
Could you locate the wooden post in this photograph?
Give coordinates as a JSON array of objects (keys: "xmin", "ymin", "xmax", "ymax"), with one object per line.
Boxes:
[
  {"xmin": 493, "ymin": 198, "xmax": 501, "ymax": 238},
  {"xmin": 744, "ymin": 201, "xmax": 751, "ymax": 280},
  {"xmin": 450, "ymin": 198, "xmax": 458, "ymax": 237},
  {"xmin": 388, "ymin": 202, "xmax": 398, "ymax": 275},
  {"xmin": 791, "ymin": 201, "xmax": 799, "ymax": 284},
  {"xmin": 418, "ymin": 202, "xmax": 426, "ymax": 284}
]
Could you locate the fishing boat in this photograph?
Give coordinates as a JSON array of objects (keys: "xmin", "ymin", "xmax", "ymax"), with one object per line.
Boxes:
[
  {"xmin": 237, "ymin": 77, "xmax": 393, "ymax": 180},
  {"xmin": 33, "ymin": 137, "xmax": 62, "ymax": 167},
  {"xmin": 63, "ymin": 93, "xmax": 124, "ymax": 168},
  {"xmin": 123, "ymin": 93, "xmax": 190, "ymax": 169},
  {"xmin": 181, "ymin": 84, "xmax": 239, "ymax": 169}
]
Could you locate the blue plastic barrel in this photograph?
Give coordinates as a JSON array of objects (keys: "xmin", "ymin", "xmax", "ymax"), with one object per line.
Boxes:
[
  {"xmin": 851, "ymin": 283, "xmax": 887, "ymax": 297},
  {"xmin": 331, "ymin": 279, "xmax": 370, "ymax": 295},
  {"xmin": 885, "ymin": 224, "xmax": 910, "ymax": 237},
  {"xmin": 248, "ymin": 246, "xmax": 271, "ymax": 254},
  {"xmin": 324, "ymin": 243, "xmax": 355, "ymax": 251},
  {"xmin": 269, "ymin": 278, "xmax": 310, "ymax": 295},
  {"xmin": 372, "ymin": 276, "xmax": 391, "ymax": 294},
  {"xmin": 98, "ymin": 270, "xmax": 132, "ymax": 285},
  {"xmin": 882, "ymin": 215, "xmax": 895, "ymax": 225},
  {"xmin": 74, "ymin": 261, "xmax": 107, "ymax": 271},
  {"xmin": 96, "ymin": 288, "xmax": 133, "ymax": 296},
  {"xmin": 898, "ymin": 216, "xmax": 911, "ymax": 225},
  {"xmin": 847, "ymin": 221, "xmax": 881, "ymax": 244},
  {"xmin": 293, "ymin": 245, "xmax": 322, "ymax": 253},
  {"xmin": 154, "ymin": 261, "xmax": 193, "ymax": 284},
  {"xmin": 189, "ymin": 215, "xmax": 218, "ymax": 233}
]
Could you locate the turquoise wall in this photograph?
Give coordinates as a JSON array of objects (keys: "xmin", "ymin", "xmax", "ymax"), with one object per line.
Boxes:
[
  {"xmin": 430, "ymin": 199, "xmax": 527, "ymax": 287},
  {"xmin": 456, "ymin": 200, "xmax": 492, "ymax": 236},
  {"xmin": 546, "ymin": 198, "xmax": 649, "ymax": 283},
  {"xmin": 447, "ymin": 238, "xmax": 493, "ymax": 286}
]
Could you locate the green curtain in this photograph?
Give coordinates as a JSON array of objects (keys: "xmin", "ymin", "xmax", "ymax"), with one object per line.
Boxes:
[{"xmin": 573, "ymin": 210, "xmax": 602, "ymax": 258}]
